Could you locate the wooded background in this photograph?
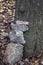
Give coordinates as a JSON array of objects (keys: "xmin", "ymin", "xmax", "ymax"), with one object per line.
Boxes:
[{"xmin": 15, "ymin": 0, "xmax": 43, "ymax": 57}]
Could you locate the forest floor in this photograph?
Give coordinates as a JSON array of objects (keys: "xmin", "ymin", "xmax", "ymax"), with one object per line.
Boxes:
[{"xmin": 0, "ymin": 0, "xmax": 43, "ymax": 65}]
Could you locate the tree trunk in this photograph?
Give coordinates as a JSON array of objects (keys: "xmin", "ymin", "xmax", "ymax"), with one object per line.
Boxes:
[{"xmin": 16, "ymin": 0, "xmax": 43, "ymax": 57}]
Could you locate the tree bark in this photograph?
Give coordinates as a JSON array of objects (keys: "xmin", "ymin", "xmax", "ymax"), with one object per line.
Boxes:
[{"xmin": 16, "ymin": 0, "xmax": 43, "ymax": 57}]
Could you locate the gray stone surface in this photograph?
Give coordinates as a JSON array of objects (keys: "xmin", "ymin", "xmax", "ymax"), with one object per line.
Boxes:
[
  {"xmin": 11, "ymin": 23, "xmax": 28, "ymax": 32},
  {"xmin": 16, "ymin": 0, "xmax": 43, "ymax": 56},
  {"xmin": 9, "ymin": 30, "xmax": 26, "ymax": 44}
]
